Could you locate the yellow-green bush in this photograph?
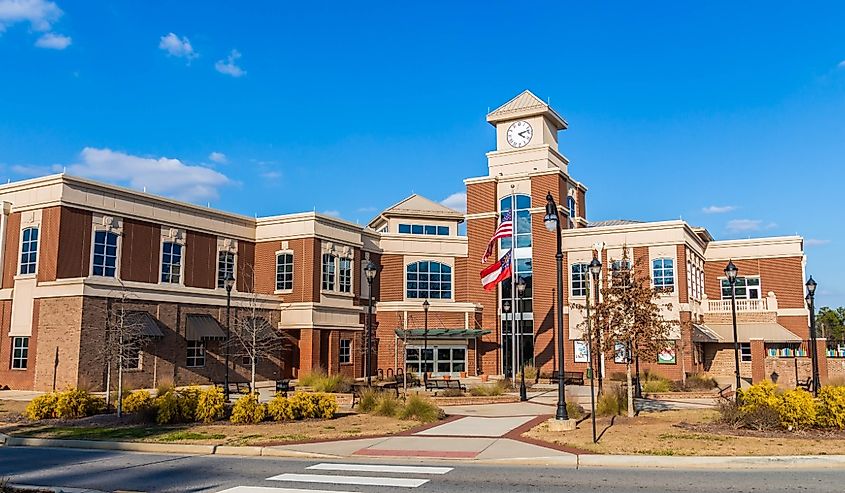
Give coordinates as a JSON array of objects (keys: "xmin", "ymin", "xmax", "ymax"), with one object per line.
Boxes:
[
  {"xmin": 230, "ymin": 393, "xmax": 266, "ymax": 424},
  {"xmin": 155, "ymin": 389, "xmax": 182, "ymax": 425},
  {"xmin": 195, "ymin": 386, "xmax": 226, "ymax": 423},
  {"xmin": 25, "ymin": 392, "xmax": 59, "ymax": 420},
  {"xmin": 268, "ymin": 392, "xmax": 338, "ymax": 421},
  {"xmin": 775, "ymin": 389, "xmax": 816, "ymax": 430},
  {"xmin": 398, "ymin": 395, "xmax": 443, "ymax": 422},
  {"xmin": 816, "ymin": 385, "xmax": 845, "ymax": 429},
  {"xmin": 176, "ymin": 386, "xmax": 201, "ymax": 421},
  {"xmin": 55, "ymin": 388, "xmax": 103, "ymax": 419},
  {"xmin": 122, "ymin": 390, "xmax": 154, "ymax": 415},
  {"xmin": 738, "ymin": 380, "xmax": 779, "ymax": 413}
]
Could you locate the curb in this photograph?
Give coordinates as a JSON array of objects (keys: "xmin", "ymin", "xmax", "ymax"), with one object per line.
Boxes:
[
  {"xmin": 8, "ymin": 483, "xmax": 107, "ymax": 493},
  {"xmin": 577, "ymin": 454, "xmax": 845, "ymax": 469}
]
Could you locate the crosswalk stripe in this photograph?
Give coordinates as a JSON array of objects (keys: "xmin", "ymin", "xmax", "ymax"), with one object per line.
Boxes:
[
  {"xmin": 266, "ymin": 473, "xmax": 429, "ymax": 488},
  {"xmin": 307, "ymin": 463, "xmax": 453, "ymax": 475},
  {"xmin": 217, "ymin": 487, "xmax": 357, "ymax": 493}
]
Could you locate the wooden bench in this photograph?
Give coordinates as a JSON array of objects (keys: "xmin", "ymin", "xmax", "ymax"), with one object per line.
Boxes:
[
  {"xmin": 424, "ymin": 379, "xmax": 467, "ymax": 393},
  {"xmin": 549, "ymin": 370, "xmax": 584, "ymax": 386},
  {"xmin": 351, "ymin": 381, "xmax": 400, "ymax": 407},
  {"xmin": 214, "ymin": 381, "xmax": 251, "ymax": 397},
  {"xmin": 797, "ymin": 378, "xmax": 814, "ymax": 392},
  {"xmin": 275, "ymin": 379, "xmax": 295, "ymax": 397}
]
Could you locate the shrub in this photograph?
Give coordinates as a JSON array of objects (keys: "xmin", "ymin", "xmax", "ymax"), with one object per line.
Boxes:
[
  {"xmin": 517, "ymin": 365, "xmax": 538, "ymax": 382},
  {"xmin": 26, "ymin": 392, "xmax": 59, "ymax": 420},
  {"xmin": 373, "ymin": 393, "xmax": 402, "ymax": 417},
  {"xmin": 742, "ymin": 403, "xmax": 781, "ymax": 431},
  {"xmin": 155, "ymin": 390, "xmax": 182, "ymax": 425},
  {"xmin": 716, "ymin": 398, "xmax": 743, "ymax": 428},
  {"xmin": 398, "ymin": 395, "xmax": 443, "ymax": 422},
  {"xmin": 122, "ymin": 390, "xmax": 155, "ymax": 419},
  {"xmin": 195, "ymin": 386, "xmax": 226, "ymax": 423},
  {"xmin": 596, "ymin": 386, "xmax": 627, "ymax": 416},
  {"xmin": 55, "ymin": 388, "xmax": 103, "ymax": 419},
  {"xmin": 439, "ymin": 388, "xmax": 463, "ymax": 397},
  {"xmin": 775, "ymin": 389, "xmax": 816, "ymax": 430},
  {"xmin": 817, "ymin": 385, "xmax": 845, "ymax": 429},
  {"xmin": 297, "ymin": 369, "xmax": 352, "ymax": 393},
  {"xmin": 738, "ymin": 380, "xmax": 779, "ymax": 413},
  {"xmin": 684, "ymin": 373, "xmax": 718, "ymax": 391},
  {"xmin": 641, "ymin": 379, "xmax": 672, "ymax": 393},
  {"xmin": 176, "ymin": 386, "xmax": 201, "ymax": 422},
  {"xmin": 230, "ymin": 393, "xmax": 266, "ymax": 424},
  {"xmin": 566, "ymin": 401, "xmax": 584, "ymax": 420},
  {"xmin": 469, "ymin": 380, "xmax": 508, "ymax": 397},
  {"xmin": 284, "ymin": 392, "xmax": 338, "ymax": 420},
  {"xmin": 355, "ymin": 388, "xmax": 380, "ymax": 413}
]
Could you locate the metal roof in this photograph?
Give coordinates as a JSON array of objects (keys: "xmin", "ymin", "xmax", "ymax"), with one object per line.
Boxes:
[{"xmin": 394, "ymin": 328, "xmax": 491, "ymax": 339}]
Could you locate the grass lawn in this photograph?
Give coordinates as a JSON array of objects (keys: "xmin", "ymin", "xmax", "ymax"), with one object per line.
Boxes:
[
  {"xmin": 525, "ymin": 409, "xmax": 845, "ymax": 456},
  {"xmin": 2, "ymin": 412, "xmax": 419, "ymax": 446}
]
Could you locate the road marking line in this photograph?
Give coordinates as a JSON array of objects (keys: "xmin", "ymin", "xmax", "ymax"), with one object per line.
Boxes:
[
  {"xmin": 217, "ymin": 487, "xmax": 358, "ymax": 493},
  {"xmin": 307, "ymin": 463, "xmax": 453, "ymax": 475},
  {"xmin": 266, "ymin": 473, "xmax": 428, "ymax": 488}
]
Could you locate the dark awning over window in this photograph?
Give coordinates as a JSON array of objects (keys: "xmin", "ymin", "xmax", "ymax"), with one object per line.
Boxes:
[
  {"xmin": 186, "ymin": 314, "xmax": 226, "ymax": 341},
  {"xmin": 127, "ymin": 311, "xmax": 164, "ymax": 338},
  {"xmin": 394, "ymin": 328, "xmax": 491, "ymax": 340}
]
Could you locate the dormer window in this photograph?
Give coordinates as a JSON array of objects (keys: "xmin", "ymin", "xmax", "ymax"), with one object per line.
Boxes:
[{"xmin": 398, "ymin": 224, "xmax": 449, "ymax": 235}]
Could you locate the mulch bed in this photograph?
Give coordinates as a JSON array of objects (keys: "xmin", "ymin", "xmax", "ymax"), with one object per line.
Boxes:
[{"xmin": 678, "ymin": 420, "xmax": 845, "ymax": 439}]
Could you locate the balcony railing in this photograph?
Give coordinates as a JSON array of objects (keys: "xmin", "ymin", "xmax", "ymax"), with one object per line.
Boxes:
[{"xmin": 706, "ymin": 298, "xmax": 769, "ymax": 312}]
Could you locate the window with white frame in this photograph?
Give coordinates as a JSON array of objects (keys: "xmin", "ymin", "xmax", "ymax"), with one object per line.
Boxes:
[
  {"xmin": 740, "ymin": 343, "xmax": 752, "ymax": 362},
  {"xmin": 276, "ymin": 253, "xmax": 293, "ymax": 291},
  {"xmin": 721, "ymin": 276, "xmax": 761, "ymax": 300},
  {"xmin": 567, "ymin": 196, "xmax": 576, "ymax": 218},
  {"xmin": 186, "ymin": 341, "xmax": 205, "ymax": 367},
  {"xmin": 322, "ymin": 253, "xmax": 335, "ymax": 291},
  {"xmin": 11, "ymin": 336, "xmax": 28, "ymax": 369},
  {"xmin": 406, "ymin": 260, "xmax": 452, "ymax": 299},
  {"xmin": 339, "ymin": 258, "xmax": 352, "ymax": 293},
  {"xmin": 570, "ymin": 263, "xmax": 588, "ymax": 297},
  {"xmin": 611, "ymin": 259, "xmax": 633, "ymax": 287},
  {"xmin": 161, "ymin": 242, "xmax": 182, "ymax": 283},
  {"xmin": 93, "ymin": 230, "xmax": 119, "ymax": 277},
  {"xmin": 217, "ymin": 251, "xmax": 235, "ymax": 288},
  {"xmin": 652, "ymin": 258, "xmax": 674, "ymax": 292},
  {"xmin": 339, "ymin": 338, "xmax": 351, "ymax": 364},
  {"xmin": 19, "ymin": 227, "xmax": 38, "ymax": 275}
]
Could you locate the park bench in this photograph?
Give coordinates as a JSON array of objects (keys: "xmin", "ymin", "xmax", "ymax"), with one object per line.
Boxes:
[
  {"xmin": 214, "ymin": 381, "xmax": 251, "ymax": 397},
  {"xmin": 275, "ymin": 379, "xmax": 294, "ymax": 396},
  {"xmin": 797, "ymin": 378, "xmax": 813, "ymax": 392},
  {"xmin": 351, "ymin": 380, "xmax": 400, "ymax": 406},
  {"xmin": 424, "ymin": 379, "xmax": 467, "ymax": 394},
  {"xmin": 549, "ymin": 370, "xmax": 585, "ymax": 386}
]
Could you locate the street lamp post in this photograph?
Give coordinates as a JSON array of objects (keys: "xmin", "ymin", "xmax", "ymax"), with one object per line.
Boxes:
[
  {"xmin": 587, "ymin": 257, "xmax": 602, "ymax": 443},
  {"xmin": 544, "ymin": 191, "xmax": 570, "ymax": 421},
  {"xmin": 503, "ymin": 299, "xmax": 511, "ymax": 378},
  {"xmin": 423, "ymin": 299, "xmax": 430, "ymax": 385},
  {"xmin": 517, "ymin": 277, "xmax": 528, "ymax": 402},
  {"xmin": 364, "ymin": 261, "xmax": 378, "ymax": 387},
  {"xmin": 806, "ymin": 276, "xmax": 819, "ymax": 396},
  {"xmin": 724, "ymin": 260, "xmax": 741, "ymax": 401},
  {"xmin": 224, "ymin": 273, "xmax": 235, "ymax": 402}
]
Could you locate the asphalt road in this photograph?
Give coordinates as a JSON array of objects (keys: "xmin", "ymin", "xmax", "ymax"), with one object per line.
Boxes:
[{"xmin": 1, "ymin": 447, "xmax": 844, "ymax": 493}]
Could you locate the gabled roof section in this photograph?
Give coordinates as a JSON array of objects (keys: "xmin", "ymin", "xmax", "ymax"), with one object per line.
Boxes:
[
  {"xmin": 486, "ymin": 90, "xmax": 567, "ymax": 129},
  {"xmin": 368, "ymin": 194, "xmax": 464, "ymax": 228}
]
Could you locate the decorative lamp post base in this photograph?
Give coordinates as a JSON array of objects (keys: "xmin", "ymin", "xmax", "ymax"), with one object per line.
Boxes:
[{"xmin": 547, "ymin": 417, "xmax": 577, "ymax": 432}]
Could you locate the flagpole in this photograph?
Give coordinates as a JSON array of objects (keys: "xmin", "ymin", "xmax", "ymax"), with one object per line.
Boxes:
[{"xmin": 510, "ymin": 185, "xmax": 517, "ymax": 380}]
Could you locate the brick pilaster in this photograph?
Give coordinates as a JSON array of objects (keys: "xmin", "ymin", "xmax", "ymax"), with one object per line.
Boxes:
[
  {"xmin": 816, "ymin": 337, "xmax": 829, "ymax": 386},
  {"xmin": 750, "ymin": 338, "xmax": 766, "ymax": 383}
]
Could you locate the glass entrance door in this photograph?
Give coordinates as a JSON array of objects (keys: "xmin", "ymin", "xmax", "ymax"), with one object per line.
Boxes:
[{"xmin": 406, "ymin": 345, "xmax": 466, "ymax": 376}]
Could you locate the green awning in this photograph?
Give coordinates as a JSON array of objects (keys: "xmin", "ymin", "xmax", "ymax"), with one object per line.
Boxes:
[{"xmin": 394, "ymin": 328, "xmax": 491, "ymax": 339}]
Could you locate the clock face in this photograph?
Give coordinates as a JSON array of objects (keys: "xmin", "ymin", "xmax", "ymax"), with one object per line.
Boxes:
[{"xmin": 506, "ymin": 120, "xmax": 533, "ymax": 148}]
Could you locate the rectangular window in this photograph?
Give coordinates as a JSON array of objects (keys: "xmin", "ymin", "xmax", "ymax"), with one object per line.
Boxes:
[
  {"xmin": 570, "ymin": 263, "xmax": 588, "ymax": 297},
  {"xmin": 276, "ymin": 253, "xmax": 293, "ymax": 291},
  {"xmin": 186, "ymin": 341, "xmax": 205, "ymax": 367},
  {"xmin": 424, "ymin": 225, "xmax": 437, "ymax": 235},
  {"xmin": 93, "ymin": 230, "xmax": 118, "ymax": 277},
  {"xmin": 611, "ymin": 259, "xmax": 632, "ymax": 287},
  {"xmin": 19, "ymin": 227, "xmax": 38, "ymax": 275},
  {"xmin": 338, "ymin": 258, "xmax": 352, "ymax": 293},
  {"xmin": 161, "ymin": 242, "xmax": 182, "ymax": 283},
  {"xmin": 652, "ymin": 258, "xmax": 674, "ymax": 292},
  {"xmin": 721, "ymin": 276, "xmax": 761, "ymax": 300},
  {"xmin": 411, "ymin": 224, "xmax": 424, "ymax": 234},
  {"xmin": 437, "ymin": 226, "xmax": 449, "ymax": 236},
  {"xmin": 398, "ymin": 224, "xmax": 411, "ymax": 234},
  {"xmin": 322, "ymin": 253, "xmax": 335, "ymax": 291},
  {"xmin": 740, "ymin": 343, "xmax": 752, "ymax": 362},
  {"xmin": 11, "ymin": 336, "xmax": 28, "ymax": 370},
  {"xmin": 339, "ymin": 339, "xmax": 351, "ymax": 364},
  {"xmin": 122, "ymin": 346, "xmax": 141, "ymax": 370},
  {"xmin": 217, "ymin": 251, "xmax": 235, "ymax": 288}
]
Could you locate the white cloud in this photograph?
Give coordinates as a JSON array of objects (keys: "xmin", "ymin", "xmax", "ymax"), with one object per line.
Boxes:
[
  {"xmin": 215, "ymin": 49, "xmax": 245, "ymax": 77},
  {"xmin": 726, "ymin": 219, "xmax": 777, "ymax": 233},
  {"xmin": 356, "ymin": 206, "xmax": 377, "ymax": 213},
  {"xmin": 34, "ymin": 31, "xmax": 70, "ymax": 49},
  {"xmin": 838, "ymin": 60, "xmax": 845, "ymax": 69},
  {"xmin": 208, "ymin": 151, "xmax": 227, "ymax": 164},
  {"xmin": 806, "ymin": 239, "xmax": 831, "ymax": 247},
  {"xmin": 67, "ymin": 147, "xmax": 230, "ymax": 202},
  {"xmin": 158, "ymin": 32, "xmax": 197, "ymax": 61},
  {"xmin": 260, "ymin": 170, "xmax": 281, "ymax": 180},
  {"xmin": 702, "ymin": 205, "xmax": 735, "ymax": 214},
  {"xmin": 0, "ymin": 0, "xmax": 62, "ymax": 33},
  {"xmin": 321, "ymin": 210, "xmax": 341, "ymax": 218},
  {"xmin": 10, "ymin": 163, "xmax": 61, "ymax": 175},
  {"xmin": 440, "ymin": 192, "xmax": 467, "ymax": 213}
]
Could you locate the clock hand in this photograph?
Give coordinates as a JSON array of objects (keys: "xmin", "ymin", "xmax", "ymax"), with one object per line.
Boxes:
[{"xmin": 518, "ymin": 130, "xmax": 529, "ymax": 138}]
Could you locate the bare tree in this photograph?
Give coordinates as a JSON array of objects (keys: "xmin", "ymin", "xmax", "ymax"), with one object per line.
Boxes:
[
  {"xmin": 591, "ymin": 247, "xmax": 676, "ymax": 417},
  {"xmin": 227, "ymin": 290, "xmax": 293, "ymax": 392}
]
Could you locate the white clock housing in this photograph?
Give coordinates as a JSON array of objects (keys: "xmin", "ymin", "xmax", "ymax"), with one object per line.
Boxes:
[{"xmin": 506, "ymin": 120, "xmax": 533, "ymax": 148}]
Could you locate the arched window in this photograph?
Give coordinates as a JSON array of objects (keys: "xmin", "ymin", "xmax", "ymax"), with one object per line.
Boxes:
[
  {"xmin": 499, "ymin": 194, "xmax": 532, "ymax": 249},
  {"xmin": 406, "ymin": 261, "xmax": 452, "ymax": 299},
  {"xmin": 93, "ymin": 230, "xmax": 119, "ymax": 277},
  {"xmin": 567, "ymin": 196, "xmax": 576, "ymax": 218}
]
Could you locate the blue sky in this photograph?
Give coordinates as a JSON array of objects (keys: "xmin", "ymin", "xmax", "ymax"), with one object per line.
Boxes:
[{"xmin": 0, "ymin": 1, "xmax": 843, "ymax": 306}]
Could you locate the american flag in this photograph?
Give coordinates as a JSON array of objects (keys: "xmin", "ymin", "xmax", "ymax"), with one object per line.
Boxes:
[{"xmin": 482, "ymin": 209, "xmax": 513, "ymax": 263}]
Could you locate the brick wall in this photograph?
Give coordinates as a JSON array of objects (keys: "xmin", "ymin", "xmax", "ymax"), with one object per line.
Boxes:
[
  {"xmin": 56, "ymin": 207, "xmax": 92, "ymax": 278},
  {"xmin": 379, "ymin": 254, "xmax": 404, "ymax": 302},
  {"xmin": 237, "ymin": 241, "xmax": 256, "ymax": 292},
  {"xmin": 466, "ymin": 180, "xmax": 498, "ymax": 375},
  {"xmin": 37, "ymin": 206, "xmax": 60, "ymax": 282},
  {"xmin": 121, "ymin": 218, "xmax": 159, "ymax": 284},
  {"xmin": 677, "ymin": 245, "xmax": 689, "ymax": 303},
  {"xmin": 0, "ymin": 299, "xmax": 37, "ymax": 389},
  {"xmin": 184, "ymin": 230, "xmax": 216, "ymax": 289},
  {"xmin": 2, "ymin": 212, "xmax": 21, "ymax": 288},
  {"xmin": 704, "ymin": 257, "xmax": 806, "ymax": 308},
  {"xmin": 704, "ymin": 343, "xmax": 752, "ymax": 379}
]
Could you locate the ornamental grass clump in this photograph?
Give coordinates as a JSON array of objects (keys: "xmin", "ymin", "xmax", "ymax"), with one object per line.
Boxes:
[{"xmin": 398, "ymin": 395, "xmax": 443, "ymax": 423}]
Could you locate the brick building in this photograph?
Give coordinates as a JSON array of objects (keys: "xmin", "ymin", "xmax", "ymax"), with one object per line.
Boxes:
[{"xmin": 0, "ymin": 90, "xmax": 822, "ymax": 391}]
